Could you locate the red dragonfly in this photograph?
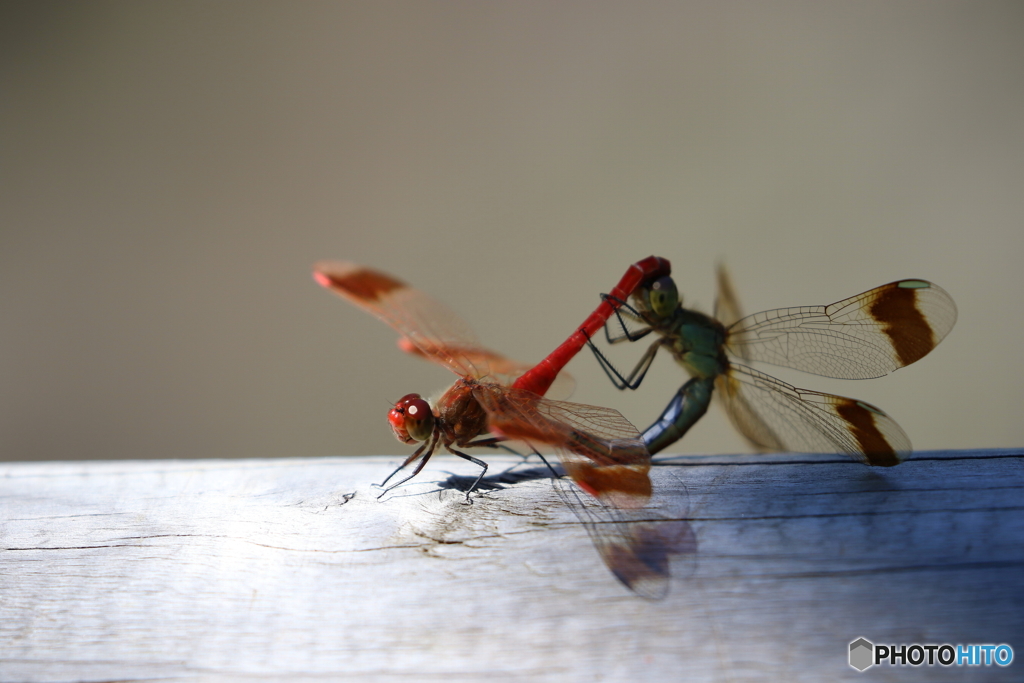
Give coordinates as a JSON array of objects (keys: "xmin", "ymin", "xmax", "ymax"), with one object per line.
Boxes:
[{"xmin": 312, "ymin": 260, "xmax": 667, "ymax": 508}]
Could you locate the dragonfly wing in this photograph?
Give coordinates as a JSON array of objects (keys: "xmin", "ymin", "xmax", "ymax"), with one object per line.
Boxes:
[
  {"xmin": 713, "ymin": 263, "xmax": 746, "ymax": 332},
  {"xmin": 716, "ymin": 363, "xmax": 911, "ymax": 466},
  {"xmin": 394, "ymin": 336, "xmax": 534, "ymax": 380},
  {"xmin": 473, "ymin": 385, "xmax": 652, "ymax": 508},
  {"xmin": 725, "ymin": 280, "xmax": 957, "ymax": 379},
  {"xmin": 313, "ymin": 261, "xmax": 516, "ymax": 379}
]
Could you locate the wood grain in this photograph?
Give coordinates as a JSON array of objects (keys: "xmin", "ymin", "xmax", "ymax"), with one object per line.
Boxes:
[{"xmin": 1, "ymin": 449, "xmax": 1021, "ymax": 682}]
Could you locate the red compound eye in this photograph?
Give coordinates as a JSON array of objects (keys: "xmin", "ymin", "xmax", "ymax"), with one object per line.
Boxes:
[{"xmin": 387, "ymin": 393, "xmax": 434, "ymax": 444}]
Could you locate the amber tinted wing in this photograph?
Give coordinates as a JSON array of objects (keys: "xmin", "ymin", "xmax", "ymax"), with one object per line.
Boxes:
[
  {"xmin": 716, "ymin": 363, "xmax": 911, "ymax": 466},
  {"xmin": 394, "ymin": 337, "xmax": 534, "ymax": 381},
  {"xmin": 724, "ymin": 280, "xmax": 957, "ymax": 379},
  {"xmin": 713, "ymin": 263, "xmax": 744, "ymax": 329},
  {"xmin": 712, "ymin": 263, "xmax": 750, "ymax": 362},
  {"xmin": 473, "ymin": 384, "xmax": 652, "ymax": 509},
  {"xmin": 313, "ymin": 261, "xmax": 526, "ymax": 379}
]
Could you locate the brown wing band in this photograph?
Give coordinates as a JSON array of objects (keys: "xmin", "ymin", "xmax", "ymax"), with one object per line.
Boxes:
[
  {"xmin": 319, "ymin": 268, "xmax": 406, "ymax": 302},
  {"xmin": 869, "ymin": 284, "xmax": 935, "ymax": 367},
  {"xmin": 835, "ymin": 400, "xmax": 901, "ymax": 467}
]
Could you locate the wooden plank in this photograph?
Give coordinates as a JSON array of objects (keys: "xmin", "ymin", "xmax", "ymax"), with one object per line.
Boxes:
[{"xmin": 1, "ymin": 449, "xmax": 1021, "ymax": 682}]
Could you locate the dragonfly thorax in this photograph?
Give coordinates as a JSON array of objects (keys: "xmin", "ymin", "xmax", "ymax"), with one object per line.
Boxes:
[
  {"xmin": 435, "ymin": 378, "xmax": 490, "ymax": 447},
  {"xmin": 666, "ymin": 310, "xmax": 728, "ymax": 381}
]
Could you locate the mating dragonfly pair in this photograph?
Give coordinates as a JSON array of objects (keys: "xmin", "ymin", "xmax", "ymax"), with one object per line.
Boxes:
[{"xmin": 314, "ymin": 257, "xmax": 956, "ymax": 594}]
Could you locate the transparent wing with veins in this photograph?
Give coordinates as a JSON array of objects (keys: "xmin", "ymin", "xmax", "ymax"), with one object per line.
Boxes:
[
  {"xmin": 724, "ymin": 280, "xmax": 957, "ymax": 380},
  {"xmin": 313, "ymin": 261, "xmax": 526, "ymax": 380},
  {"xmin": 716, "ymin": 363, "xmax": 912, "ymax": 466}
]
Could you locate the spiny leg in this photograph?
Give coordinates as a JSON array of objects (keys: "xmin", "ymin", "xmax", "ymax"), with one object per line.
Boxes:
[
  {"xmin": 445, "ymin": 444, "xmax": 489, "ymax": 504},
  {"xmin": 462, "ymin": 436, "xmax": 523, "ymax": 458},
  {"xmin": 586, "ymin": 328, "xmax": 663, "ymax": 391},
  {"xmin": 377, "ymin": 436, "xmax": 436, "ymax": 499},
  {"xmin": 462, "ymin": 436, "xmax": 544, "ymax": 482},
  {"xmin": 463, "ymin": 436, "xmax": 535, "ymax": 473},
  {"xmin": 524, "ymin": 447, "xmax": 579, "ymax": 506},
  {"xmin": 530, "ymin": 448, "xmax": 559, "ymax": 479},
  {"xmin": 600, "ymin": 294, "xmax": 653, "ymax": 343}
]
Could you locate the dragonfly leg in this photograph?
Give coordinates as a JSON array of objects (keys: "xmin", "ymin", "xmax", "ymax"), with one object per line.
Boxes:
[
  {"xmin": 445, "ymin": 445, "xmax": 489, "ymax": 504},
  {"xmin": 642, "ymin": 376, "xmax": 715, "ymax": 455},
  {"xmin": 587, "ymin": 330, "xmax": 663, "ymax": 391},
  {"xmin": 377, "ymin": 437, "xmax": 435, "ymax": 499},
  {"xmin": 462, "ymin": 436, "xmax": 529, "ymax": 461},
  {"xmin": 601, "ymin": 294, "xmax": 653, "ymax": 344},
  {"xmin": 529, "ymin": 449, "xmax": 559, "ymax": 478}
]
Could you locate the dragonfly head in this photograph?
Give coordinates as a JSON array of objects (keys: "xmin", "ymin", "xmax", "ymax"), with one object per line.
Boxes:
[
  {"xmin": 637, "ymin": 275, "xmax": 679, "ymax": 319},
  {"xmin": 388, "ymin": 394, "xmax": 435, "ymax": 444}
]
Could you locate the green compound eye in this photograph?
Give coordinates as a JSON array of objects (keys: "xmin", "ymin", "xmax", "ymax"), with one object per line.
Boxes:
[{"xmin": 647, "ymin": 276, "xmax": 679, "ymax": 317}]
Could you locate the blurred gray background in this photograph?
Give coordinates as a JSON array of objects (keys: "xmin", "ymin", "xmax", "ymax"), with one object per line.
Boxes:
[{"xmin": 2, "ymin": 1, "xmax": 1021, "ymax": 462}]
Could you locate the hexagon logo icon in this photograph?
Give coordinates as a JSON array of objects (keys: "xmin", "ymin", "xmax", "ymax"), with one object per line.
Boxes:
[{"xmin": 849, "ymin": 637, "xmax": 874, "ymax": 671}]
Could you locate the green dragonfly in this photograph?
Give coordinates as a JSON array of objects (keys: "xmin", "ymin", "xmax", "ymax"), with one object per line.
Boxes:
[{"xmin": 585, "ymin": 262, "xmax": 957, "ymax": 466}]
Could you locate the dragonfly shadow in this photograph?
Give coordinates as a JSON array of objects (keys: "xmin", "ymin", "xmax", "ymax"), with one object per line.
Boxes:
[
  {"xmin": 436, "ymin": 461, "xmax": 558, "ymax": 495},
  {"xmin": 848, "ymin": 465, "xmax": 907, "ymax": 492}
]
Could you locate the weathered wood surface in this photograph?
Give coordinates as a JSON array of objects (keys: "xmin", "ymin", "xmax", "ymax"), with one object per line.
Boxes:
[{"xmin": 1, "ymin": 449, "xmax": 1021, "ymax": 682}]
